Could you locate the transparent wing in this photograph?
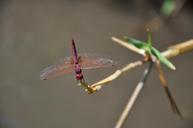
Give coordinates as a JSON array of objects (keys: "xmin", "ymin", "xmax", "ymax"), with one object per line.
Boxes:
[
  {"xmin": 79, "ymin": 53, "xmax": 116, "ymax": 69},
  {"xmin": 40, "ymin": 53, "xmax": 116, "ymax": 80},
  {"xmin": 40, "ymin": 57, "xmax": 74, "ymax": 80}
]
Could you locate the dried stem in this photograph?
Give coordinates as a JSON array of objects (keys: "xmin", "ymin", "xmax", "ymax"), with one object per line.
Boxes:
[
  {"xmin": 90, "ymin": 38, "xmax": 193, "ymax": 91},
  {"xmin": 84, "ymin": 37, "xmax": 193, "ymax": 127},
  {"xmin": 111, "ymin": 37, "xmax": 146, "ymax": 56},
  {"xmin": 115, "ymin": 62, "xmax": 154, "ymax": 128},
  {"xmin": 91, "ymin": 60, "xmax": 145, "ymax": 91}
]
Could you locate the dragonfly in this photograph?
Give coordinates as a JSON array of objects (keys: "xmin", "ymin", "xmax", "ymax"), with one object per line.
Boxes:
[
  {"xmin": 40, "ymin": 39, "xmax": 116, "ymax": 93},
  {"xmin": 123, "ymin": 29, "xmax": 183, "ymax": 119}
]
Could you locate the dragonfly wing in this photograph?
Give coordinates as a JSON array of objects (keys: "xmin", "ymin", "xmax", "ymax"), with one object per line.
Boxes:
[
  {"xmin": 40, "ymin": 57, "xmax": 74, "ymax": 80},
  {"xmin": 78, "ymin": 53, "xmax": 116, "ymax": 70}
]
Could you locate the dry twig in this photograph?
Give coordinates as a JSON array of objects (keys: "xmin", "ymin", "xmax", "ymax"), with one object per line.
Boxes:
[
  {"xmin": 85, "ymin": 37, "xmax": 193, "ymax": 128},
  {"xmin": 90, "ymin": 37, "xmax": 193, "ymax": 91},
  {"xmin": 115, "ymin": 62, "xmax": 154, "ymax": 128}
]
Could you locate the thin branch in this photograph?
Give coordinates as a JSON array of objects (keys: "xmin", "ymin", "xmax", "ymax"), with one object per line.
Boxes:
[
  {"xmin": 90, "ymin": 38, "xmax": 193, "ymax": 91},
  {"xmin": 111, "ymin": 37, "xmax": 146, "ymax": 56},
  {"xmin": 115, "ymin": 62, "xmax": 154, "ymax": 128},
  {"xmin": 113, "ymin": 37, "xmax": 192, "ymax": 127},
  {"xmin": 91, "ymin": 60, "xmax": 145, "ymax": 91},
  {"xmin": 155, "ymin": 61, "xmax": 184, "ymax": 119}
]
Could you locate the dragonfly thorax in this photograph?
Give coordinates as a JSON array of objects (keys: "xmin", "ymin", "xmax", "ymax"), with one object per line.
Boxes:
[{"xmin": 74, "ymin": 65, "xmax": 82, "ymax": 73}]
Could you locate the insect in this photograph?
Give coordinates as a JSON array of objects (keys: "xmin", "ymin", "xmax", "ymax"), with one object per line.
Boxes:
[
  {"xmin": 123, "ymin": 29, "xmax": 183, "ymax": 119},
  {"xmin": 40, "ymin": 39, "xmax": 116, "ymax": 93}
]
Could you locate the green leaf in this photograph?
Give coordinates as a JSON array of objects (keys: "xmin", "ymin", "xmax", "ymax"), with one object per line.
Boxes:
[
  {"xmin": 160, "ymin": 0, "xmax": 175, "ymax": 17},
  {"xmin": 151, "ymin": 47, "xmax": 176, "ymax": 70},
  {"xmin": 124, "ymin": 36, "xmax": 153, "ymax": 55},
  {"xmin": 124, "ymin": 30, "xmax": 175, "ymax": 70},
  {"xmin": 123, "ymin": 36, "xmax": 147, "ymax": 49}
]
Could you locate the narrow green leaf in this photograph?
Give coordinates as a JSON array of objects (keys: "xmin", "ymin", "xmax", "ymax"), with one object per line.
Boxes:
[
  {"xmin": 151, "ymin": 47, "xmax": 176, "ymax": 70},
  {"xmin": 123, "ymin": 36, "xmax": 147, "ymax": 49}
]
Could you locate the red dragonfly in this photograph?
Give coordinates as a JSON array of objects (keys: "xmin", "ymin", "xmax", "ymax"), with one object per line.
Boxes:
[{"xmin": 40, "ymin": 39, "xmax": 116, "ymax": 91}]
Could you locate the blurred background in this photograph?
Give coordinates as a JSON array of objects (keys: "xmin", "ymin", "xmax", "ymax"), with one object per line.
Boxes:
[{"xmin": 0, "ymin": 0, "xmax": 193, "ymax": 128}]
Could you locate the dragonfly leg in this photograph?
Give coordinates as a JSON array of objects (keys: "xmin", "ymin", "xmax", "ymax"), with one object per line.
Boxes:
[
  {"xmin": 155, "ymin": 61, "xmax": 183, "ymax": 119},
  {"xmin": 78, "ymin": 79, "xmax": 97, "ymax": 94}
]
